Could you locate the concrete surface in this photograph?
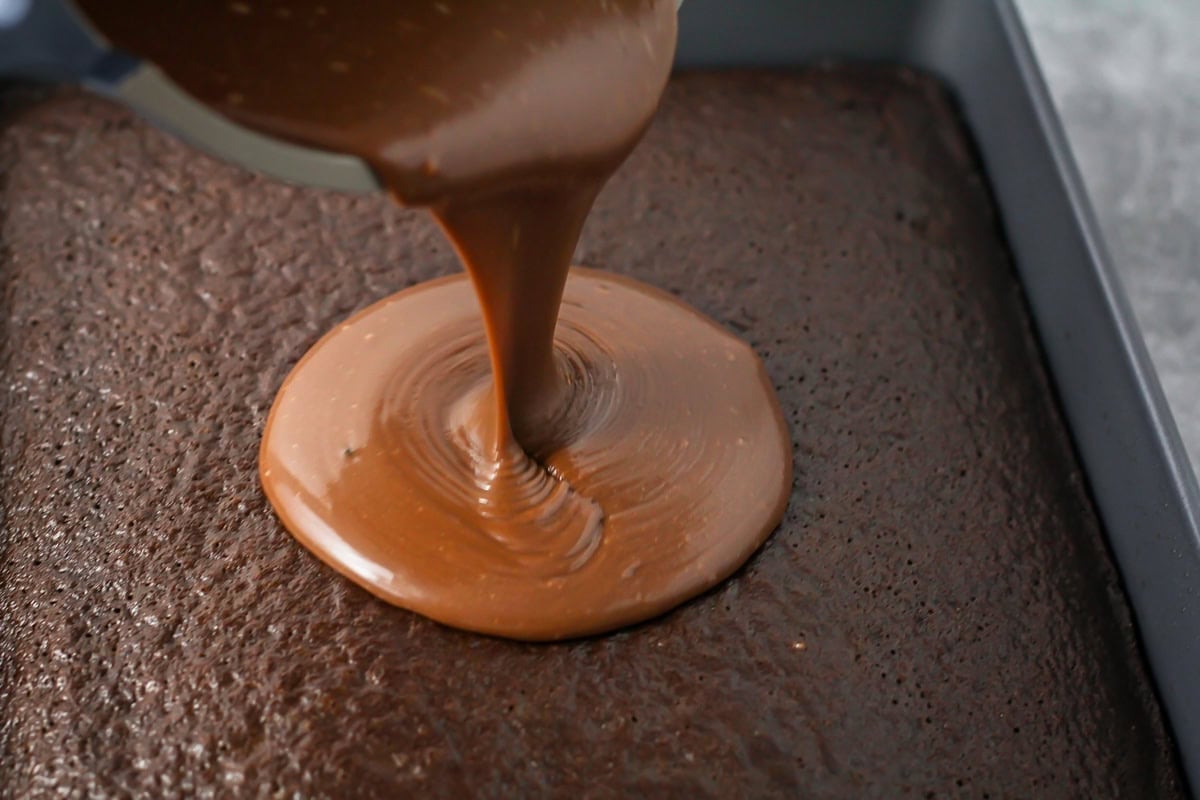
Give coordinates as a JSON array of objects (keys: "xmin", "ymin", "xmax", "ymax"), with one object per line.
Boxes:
[{"xmin": 1019, "ymin": 0, "xmax": 1200, "ymax": 475}]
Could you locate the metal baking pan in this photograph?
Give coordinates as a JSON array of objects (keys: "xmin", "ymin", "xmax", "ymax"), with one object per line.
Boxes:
[
  {"xmin": 674, "ymin": 0, "xmax": 1200, "ymax": 788},
  {"xmin": 0, "ymin": 0, "xmax": 1194, "ymax": 791}
]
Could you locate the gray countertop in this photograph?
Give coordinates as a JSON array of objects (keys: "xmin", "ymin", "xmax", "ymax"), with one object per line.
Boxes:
[{"xmin": 1019, "ymin": 0, "xmax": 1200, "ymax": 474}]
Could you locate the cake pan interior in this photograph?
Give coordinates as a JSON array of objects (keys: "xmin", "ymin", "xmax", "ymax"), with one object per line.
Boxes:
[
  {"xmin": 679, "ymin": 0, "xmax": 1200, "ymax": 788},
  {"xmin": 0, "ymin": 1, "xmax": 1194, "ymax": 797}
]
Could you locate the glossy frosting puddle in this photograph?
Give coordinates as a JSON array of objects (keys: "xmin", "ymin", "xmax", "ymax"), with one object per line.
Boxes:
[{"xmin": 260, "ymin": 268, "xmax": 790, "ymax": 640}]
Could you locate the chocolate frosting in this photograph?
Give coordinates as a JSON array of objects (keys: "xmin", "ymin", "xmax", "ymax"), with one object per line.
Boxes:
[
  {"xmin": 77, "ymin": 0, "xmax": 794, "ymax": 639},
  {"xmin": 260, "ymin": 268, "xmax": 790, "ymax": 639}
]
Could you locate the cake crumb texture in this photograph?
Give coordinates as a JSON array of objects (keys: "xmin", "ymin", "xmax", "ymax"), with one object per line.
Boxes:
[{"xmin": 0, "ymin": 69, "xmax": 1184, "ymax": 798}]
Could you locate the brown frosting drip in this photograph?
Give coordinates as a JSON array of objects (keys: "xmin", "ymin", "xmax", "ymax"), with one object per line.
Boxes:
[
  {"xmin": 75, "ymin": 0, "xmax": 792, "ymax": 639},
  {"xmin": 260, "ymin": 268, "xmax": 790, "ymax": 639}
]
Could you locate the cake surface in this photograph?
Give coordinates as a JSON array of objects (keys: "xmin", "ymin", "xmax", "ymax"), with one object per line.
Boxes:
[{"xmin": 0, "ymin": 69, "xmax": 1185, "ymax": 797}]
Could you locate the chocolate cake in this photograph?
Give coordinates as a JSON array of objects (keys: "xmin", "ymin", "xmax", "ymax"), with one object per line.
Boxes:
[{"xmin": 0, "ymin": 68, "xmax": 1185, "ymax": 797}]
